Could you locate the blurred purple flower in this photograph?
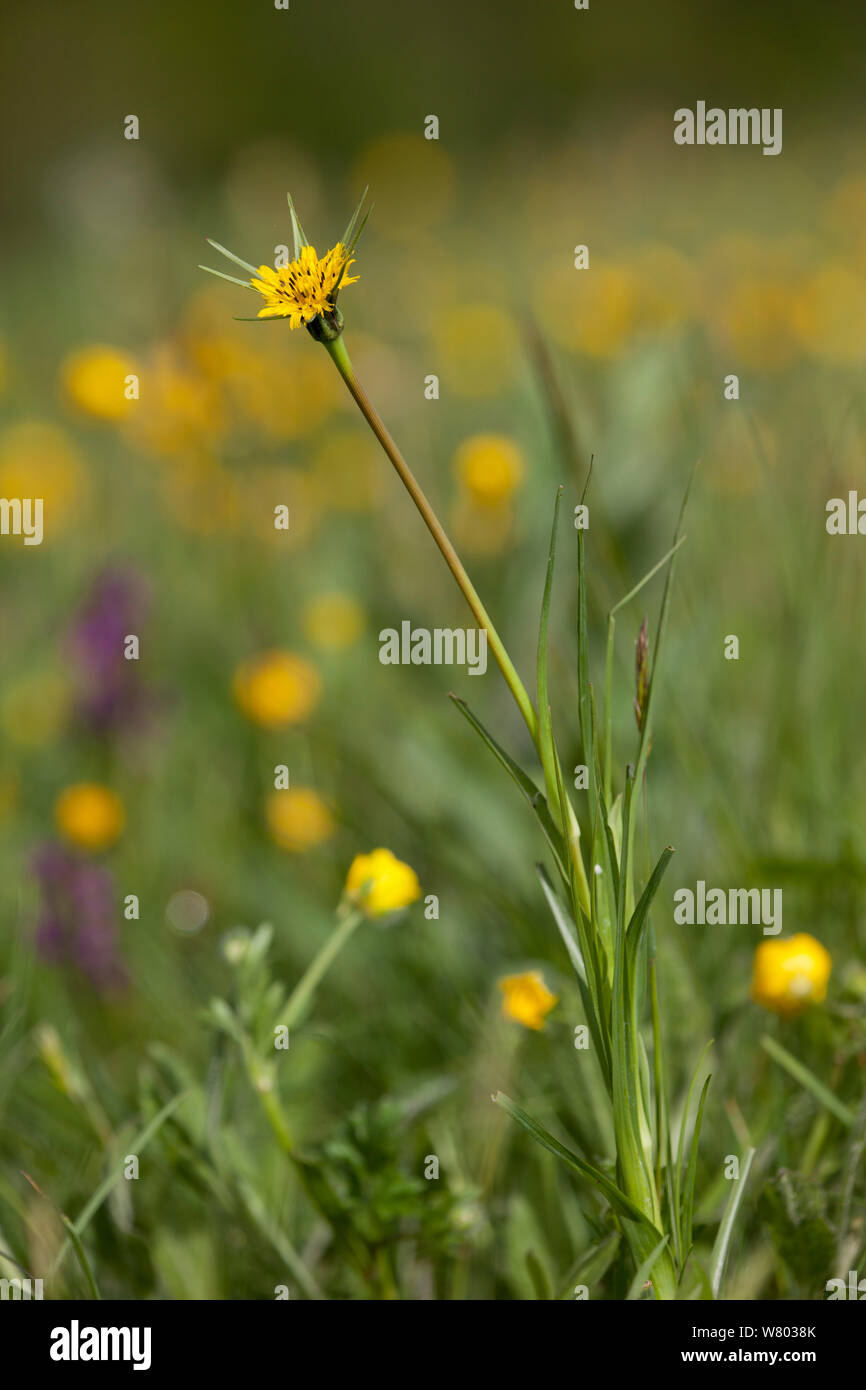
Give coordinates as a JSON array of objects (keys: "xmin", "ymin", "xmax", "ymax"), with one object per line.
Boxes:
[
  {"xmin": 31, "ymin": 842, "xmax": 127, "ymax": 991},
  {"xmin": 67, "ymin": 567, "xmax": 151, "ymax": 733}
]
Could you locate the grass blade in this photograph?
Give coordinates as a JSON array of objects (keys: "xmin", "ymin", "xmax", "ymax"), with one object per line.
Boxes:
[
  {"xmin": 537, "ymin": 863, "xmax": 585, "ymax": 984},
  {"xmin": 59, "ymin": 1213, "xmax": 101, "ymax": 1300},
  {"xmin": 494, "ymin": 1091, "xmax": 657, "ymax": 1230},
  {"xmin": 761, "ymin": 1034, "xmax": 853, "ymax": 1127},
  {"xmin": 50, "ymin": 1090, "xmax": 193, "ymax": 1277},
  {"xmin": 682, "ymin": 1073, "xmax": 712, "ymax": 1255},
  {"xmin": 626, "ymin": 1233, "xmax": 670, "ymax": 1300},
  {"xmin": 537, "ymin": 486, "xmax": 564, "ymax": 826},
  {"xmin": 710, "ymin": 1145, "xmax": 755, "ymax": 1299},
  {"xmin": 449, "ymin": 695, "xmax": 568, "ymax": 878},
  {"xmin": 673, "ymin": 1038, "xmax": 714, "ymax": 1255}
]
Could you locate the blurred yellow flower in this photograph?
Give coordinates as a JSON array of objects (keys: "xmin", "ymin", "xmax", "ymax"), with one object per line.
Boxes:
[
  {"xmin": 791, "ymin": 264, "xmax": 866, "ymax": 363},
  {"xmin": 0, "ymin": 422, "xmax": 86, "ymax": 535},
  {"xmin": 233, "ymin": 650, "xmax": 322, "ymax": 728},
  {"xmin": 751, "ymin": 933, "xmax": 832, "ymax": 1017},
  {"xmin": 60, "ymin": 345, "xmax": 139, "ymax": 421},
  {"xmin": 535, "ymin": 262, "xmax": 640, "ymax": 358},
  {"xmin": 251, "ymin": 244, "xmax": 359, "ymax": 326},
  {"xmin": 718, "ymin": 281, "xmax": 798, "ymax": 370},
  {"xmin": 345, "ymin": 847, "xmax": 421, "ymax": 917},
  {"xmin": 453, "ymin": 434, "xmax": 524, "ymax": 507},
  {"xmin": 55, "ymin": 783, "xmax": 125, "ymax": 852},
  {"xmin": 302, "ymin": 593, "xmax": 365, "ymax": 650},
  {"xmin": 1, "ymin": 671, "xmax": 70, "ymax": 748},
  {"xmin": 265, "ymin": 787, "xmax": 335, "ymax": 852},
  {"xmin": 131, "ymin": 347, "xmax": 224, "ymax": 457},
  {"xmin": 432, "ymin": 303, "xmax": 518, "ymax": 396},
  {"xmin": 499, "ymin": 971, "xmax": 558, "ymax": 1030}
]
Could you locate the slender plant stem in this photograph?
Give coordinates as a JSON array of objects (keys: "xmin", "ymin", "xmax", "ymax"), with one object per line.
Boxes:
[
  {"xmin": 279, "ymin": 907, "xmax": 364, "ymax": 1033},
  {"xmin": 323, "ymin": 334, "xmax": 539, "ymax": 744}
]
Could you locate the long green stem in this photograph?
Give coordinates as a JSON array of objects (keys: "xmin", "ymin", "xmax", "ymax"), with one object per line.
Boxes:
[
  {"xmin": 323, "ymin": 334, "xmax": 538, "ymax": 744},
  {"xmin": 279, "ymin": 907, "xmax": 364, "ymax": 1033}
]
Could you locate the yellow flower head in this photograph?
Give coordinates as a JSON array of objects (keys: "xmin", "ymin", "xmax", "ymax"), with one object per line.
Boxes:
[
  {"xmin": 55, "ymin": 783, "xmax": 125, "ymax": 852},
  {"xmin": 61, "ymin": 345, "xmax": 138, "ymax": 421},
  {"xmin": 499, "ymin": 971, "xmax": 558, "ymax": 1031},
  {"xmin": 453, "ymin": 434, "xmax": 525, "ymax": 507},
  {"xmin": 344, "ymin": 848, "xmax": 421, "ymax": 917},
  {"xmin": 233, "ymin": 650, "xmax": 322, "ymax": 728},
  {"xmin": 751, "ymin": 933, "xmax": 832, "ymax": 1017},
  {"xmin": 265, "ymin": 787, "xmax": 335, "ymax": 853},
  {"xmin": 202, "ymin": 192, "xmax": 370, "ymax": 339},
  {"xmin": 251, "ymin": 244, "xmax": 359, "ymax": 327}
]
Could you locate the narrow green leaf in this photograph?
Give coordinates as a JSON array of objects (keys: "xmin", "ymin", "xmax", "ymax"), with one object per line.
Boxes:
[
  {"xmin": 494, "ymin": 1092, "xmax": 656, "ymax": 1230},
  {"xmin": 626, "ymin": 1234, "xmax": 670, "ymax": 1300},
  {"xmin": 673, "ymin": 1038, "xmax": 714, "ymax": 1252},
  {"xmin": 287, "ymin": 192, "xmax": 309, "ymax": 258},
  {"xmin": 525, "ymin": 1248, "xmax": 554, "ymax": 1300},
  {"xmin": 537, "ymin": 864, "xmax": 585, "ymax": 984},
  {"xmin": 537, "ymin": 487, "xmax": 564, "ymax": 828},
  {"xmin": 710, "ymin": 1146, "xmax": 755, "ymax": 1299},
  {"xmin": 760, "ymin": 1035, "xmax": 853, "ymax": 1127},
  {"xmin": 626, "ymin": 845, "xmax": 675, "ymax": 969},
  {"xmin": 51, "ymin": 1090, "xmax": 193, "ymax": 1276},
  {"xmin": 611, "ymin": 537, "xmax": 689, "ymax": 621},
  {"xmin": 556, "ymin": 1232, "xmax": 621, "ymax": 1299},
  {"xmin": 59, "ymin": 1213, "xmax": 101, "ymax": 1300},
  {"xmin": 235, "ymin": 1178, "xmax": 325, "ymax": 1301},
  {"xmin": 449, "ymin": 695, "xmax": 568, "ymax": 877},
  {"xmin": 205, "ymin": 238, "xmax": 259, "ymax": 275},
  {"xmin": 683, "ymin": 1073, "xmax": 712, "ymax": 1255},
  {"xmin": 604, "ymin": 537, "xmax": 686, "ymax": 806},
  {"xmin": 199, "ymin": 263, "xmax": 256, "ymax": 290}
]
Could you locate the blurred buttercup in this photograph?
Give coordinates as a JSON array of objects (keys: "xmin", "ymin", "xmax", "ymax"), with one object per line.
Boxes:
[
  {"xmin": 453, "ymin": 434, "xmax": 525, "ymax": 508},
  {"xmin": 54, "ymin": 783, "xmax": 125, "ymax": 852},
  {"xmin": 751, "ymin": 933, "xmax": 832, "ymax": 1016},
  {"xmin": 233, "ymin": 649, "xmax": 322, "ymax": 728},
  {"xmin": 344, "ymin": 847, "xmax": 421, "ymax": 917},
  {"xmin": 61, "ymin": 344, "xmax": 138, "ymax": 421},
  {"xmin": 498, "ymin": 970, "xmax": 558, "ymax": 1030},
  {"xmin": 265, "ymin": 786, "xmax": 335, "ymax": 852}
]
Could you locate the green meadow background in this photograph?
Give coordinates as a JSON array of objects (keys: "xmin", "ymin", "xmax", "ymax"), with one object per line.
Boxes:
[{"xmin": 0, "ymin": 0, "xmax": 864, "ymax": 1298}]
